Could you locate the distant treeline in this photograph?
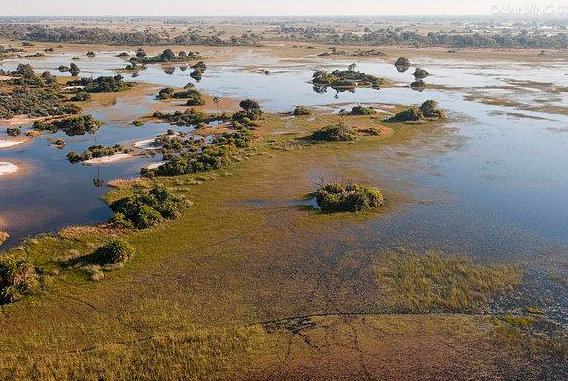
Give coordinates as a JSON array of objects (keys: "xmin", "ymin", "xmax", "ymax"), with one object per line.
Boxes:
[
  {"xmin": 275, "ymin": 26, "xmax": 568, "ymax": 49},
  {"xmin": 0, "ymin": 24, "xmax": 261, "ymax": 46}
]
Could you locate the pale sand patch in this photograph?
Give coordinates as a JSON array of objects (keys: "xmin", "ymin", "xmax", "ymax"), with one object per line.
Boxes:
[
  {"xmin": 146, "ymin": 161, "xmax": 167, "ymax": 170},
  {"xmin": 82, "ymin": 153, "xmax": 131, "ymax": 165},
  {"xmin": 0, "ymin": 140, "xmax": 24, "ymax": 148},
  {"xmin": 0, "ymin": 75, "xmax": 12, "ymax": 81},
  {"xmin": 0, "ymin": 116, "xmax": 43, "ymax": 127},
  {"xmin": 134, "ymin": 138, "xmax": 160, "ymax": 150},
  {"xmin": 0, "ymin": 162, "xmax": 18, "ymax": 176}
]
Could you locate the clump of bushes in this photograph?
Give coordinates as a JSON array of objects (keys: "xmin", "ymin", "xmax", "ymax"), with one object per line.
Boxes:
[
  {"xmin": 348, "ymin": 105, "xmax": 376, "ymax": 115},
  {"xmin": 293, "ymin": 106, "xmax": 311, "ymax": 116},
  {"xmin": 232, "ymin": 99, "xmax": 263, "ymax": 126},
  {"xmin": 6, "ymin": 127, "xmax": 20, "ymax": 136},
  {"xmin": 315, "ymin": 182, "xmax": 384, "ymax": 212},
  {"xmin": 310, "ymin": 123, "xmax": 357, "ymax": 142},
  {"xmin": 34, "ymin": 115, "xmax": 103, "ymax": 136},
  {"xmin": 67, "ymin": 144, "xmax": 126, "ymax": 163},
  {"xmin": 67, "ymin": 75, "xmax": 135, "ymax": 93},
  {"xmin": 109, "ymin": 186, "xmax": 184, "ymax": 229},
  {"xmin": 154, "ymin": 108, "xmax": 227, "ymax": 127},
  {"xmin": 92, "ymin": 240, "xmax": 135, "ymax": 265},
  {"xmin": 130, "ymin": 49, "xmax": 201, "ymax": 64},
  {"xmin": 395, "ymin": 57, "xmax": 410, "ymax": 67},
  {"xmin": 0, "ymin": 256, "xmax": 39, "ymax": 304},
  {"xmin": 156, "ymin": 87, "xmax": 205, "ymax": 105},
  {"xmin": 410, "ymin": 80, "xmax": 425, "ymax": 88},
  {"xmin": 69, "ymin": 91, "xmax": 91, "ymax": 102},
  {"xmin": 387, "ymin": 100, "xmax": 445, "ymax": 122},
  {"xmin": 312, "ymin": 69, "xmax": 384, "ymax": 88}
]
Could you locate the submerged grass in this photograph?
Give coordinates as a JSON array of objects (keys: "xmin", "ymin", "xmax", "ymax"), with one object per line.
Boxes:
[{"xmin": 375, "ymin": 251, "xmax": 521, "ymax": 312}]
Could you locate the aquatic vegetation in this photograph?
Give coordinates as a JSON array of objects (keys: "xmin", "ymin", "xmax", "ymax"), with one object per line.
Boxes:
[
  {"xmin": 374, "ymin": 251, "xmax": 520, "ymax": 312},
  {"xmin": 293, "ymin": 106, "xmax": 311, "ymax": 116},
  {"xmin": 67, "ymin": 144, "xmax": 127, "ymax": 163},
  {"xmin": 310, "ymin": 123, "xmax": 357, "ymax": 141},
  {"xmin": 315, "ymin": 182, "xmax": 384, "ymax": 212},
  {"xmin": 109, "ymin": 186, "xmax": 184, "ymax": 229},
  {"xmin": 92, "ymin": 239, "xmax": 135, "ymax": 265},
  {"xmin": 66, "ymin": 74, "xmax": 135, "ymax": 93},
  {"xmin": 0, "ymin": 256, "xmax": 39, "ymax": 304},
  {"xmin": 33, "ymin": 115, "xmax": 103, "ymax": 136},
  {"xmin": 312, "ymin": 69, "xmax": 384, "ymax": 89}
]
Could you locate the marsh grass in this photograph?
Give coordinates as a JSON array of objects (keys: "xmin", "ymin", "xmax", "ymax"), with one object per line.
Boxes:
[
  {"xmin": 375, "ymin": 251, "xmax": 521, "ymax": 312},
  {"xmin": 0, "ymin": 325, "xmax": 268, "ymax": 381}
]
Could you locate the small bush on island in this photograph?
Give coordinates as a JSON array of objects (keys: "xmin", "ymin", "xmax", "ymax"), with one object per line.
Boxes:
[
  {"xmin": 92, "ymin": 240, "xmax": 135, "ymax": 265},
  {"xmin": 413, "ymin": 68, "xmax": 430, "ymax": 79},
  {"xmin": 156, "ymin": 87, "xmax": 205, "ymax": 105},
  {"xmin": 395, "ymin": 57, "xmax": 410, "ymax": 67},
  {"xmin": 130, "ymin": 49, "xmax": 201, "ymax": 64},
  {"xmin": 67, "ymin": 144, "xmax": 126, "ymax": 163},
  {"xmin": 109, "ymin": 186, "xmax": 184, "ymax": 229},
  {"xmin": 232, "ymin": 99, "xmax": 263, "ymax": 125},
  {"xmin": 69, "ymin": 91, "xmax": 91, "ymax": 102},
  {"xmin": 315, "ymin": 182, "xmax": 384, "ymax": 213},
  {"xmin": 34, "ymin": 115, "xmax": 103, "ymax": 136},
  {"xmin": 293, "ymin": 106, "xmax": 311, "ymax": 116},
  {"xmin": 0, "ymin": 256, "xmax": 39, "ymax": 304},
  {"xmin": 387, "ymin": 100, "xmax": 445, "ymax": 122},
  {"xmin": 86, "ymin": 51, "xmax": 96, "ymax": 57},
  {"xmin": 6, "ymin": 127, "xmax": 20, "ymax": 136},
  {"xmin": 69, "ymin": 62, "xmax": 80, "ymax": 76},
  {"xmin": 410, "ymin": 79, "xmax": 425, "ymax": 88},
  {"xmin": 310, "ymin": 123, "xmax": 357, "ymax": 142}
]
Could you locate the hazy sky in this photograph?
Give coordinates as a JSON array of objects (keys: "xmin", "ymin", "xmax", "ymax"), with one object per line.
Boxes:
[{"xmin": 2, "ymin": 0, "xmax": 568, "ymax": 16}]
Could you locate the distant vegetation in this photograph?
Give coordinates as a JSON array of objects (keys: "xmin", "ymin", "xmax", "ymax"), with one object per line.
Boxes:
[
  {"xmin": 34, "ymin": 115, "xmax": 104, "ymax": 136},
  {"xmin": 130, "ymin": 49, "xmax": 201, "ymax": 64},
  {"xmin": 315, "ymin": 182, "xmax": 384, "ymax": 212},
  {"xmin": 312, "ymin": 68, "xmax": 384, "ymax": 89},
  {"xmin": 156, "ymin": 87, "xmax": 205, "ymax": 106},
  {"xmin": 67, "ymin": 75, "xmax": 135, "ymax": 93},
  {"xmin": 293, "ymin": 106, "xmax": 311, "ymax": 116},
  {"xmin": 67, "ymin": 144, "xmax": 127, "ymax": 163}
]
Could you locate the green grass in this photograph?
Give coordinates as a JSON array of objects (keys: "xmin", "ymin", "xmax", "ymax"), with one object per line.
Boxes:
[{"xmin": 374, "ymin": 251, "xmax": 521, "ymax": 312}]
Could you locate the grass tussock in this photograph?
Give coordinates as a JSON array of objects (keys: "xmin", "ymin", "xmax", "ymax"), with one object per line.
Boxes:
[
  {"xmin": 315, "ymin": 182, "xmax": 384, "ymax": 212},
  {"xmin": 375, "ymin": 251, "xmax": 520, "ymax": 312},
  {"xmin": 0, "ymin": 325, "xmax": 268, "ymax": 381},
  {"xmin": 0, "ymin": 256, "xmax": 39, "ymax": 304}
]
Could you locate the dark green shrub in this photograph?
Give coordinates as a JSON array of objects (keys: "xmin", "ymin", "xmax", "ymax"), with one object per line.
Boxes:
[
  {"xmin": 315, "ymin": 183, "xmax": 384, "ymax": 212},
  {"xmin": 293, "ymin": 106, "xmax": 311, "ymax": 116},
  {"xmin": 350, "ymin": 106, "xmax": 376, "ymax": 115},
  {"xmin": 411, "ymin": 80, "xmax": 425, "ymax": 88},
  {"xmin": 108, "ymin": 212, "xmax": 134, "ymax": 228},
  {"xmin": 310, "ymin": 123, "xmax": 357, "ymax": 141},
  {"xmin": 0, "ymin": 256, "xmax": 39, "ymax": 304},
  {"xmin": 70, "ymin": 91, "xmax": 91, "ymax": 102},
  {"xmin": 6, "ymin": 127, "xmax": 20, "ymax": 136},
  {"xmin": 92, "ymin": 240, "xmax": 135, "ymax": 265},
  {"xmin": 419, "ymin": 100, "xmax": 446, "ymax": 119},
  {"xmin": 395, "ymin": 57, "xmax": 410, "ymax": 67},
  {"xmin": 413, "ymin": 68, "xmax": 429, "ymax": 79},
  {"xmin": 387, "ymin": 108, "xmax": 423, "ymax": 122}
]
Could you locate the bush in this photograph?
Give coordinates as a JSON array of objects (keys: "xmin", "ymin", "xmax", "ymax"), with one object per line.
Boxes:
[
  {"xmin": 34, "ymin": 115, "xmax": 103, "ymax": 136},
  {"xmin": 316, "ymin": 183, "xmax": 384, "ymax": 212},
  {"xmin": 109, "ymin": 186, "xmax": 183, "ymax": 229},
  {"xmin": 387, "ymin": 108, "xmax": 423, "ymax": 122},
  {"xmin": 0, "ymin": 256, "xmax": 39, "ymax": 304},
  {"xmin": 70, "ymin": 91, "xmax": 91, "ymax": 102},
  {"xmin": 395, "ymin": 57, "xmax": 410, "ymax": 67},
  {"xmin": 419, "ymin": 100, "xmax": 446, "ymax": 119},
  {"xmin": 6, "ymin": 127, "xmax": 20, "ymax": 136},
  {"xmin": 310, "ymin": 123, "xmax": 357, "ymax": 141},
  {"xmin": 293, "ymin": 106, "xmax": 311, "ymax": 116},
  {"xmin": 413, "ymin": 68, "xmax": 429, "ymax": 79},
  {"xmin": 349, "ymin": 106, "xmax": 376, "ymax": 115},
  {"xmin": 92, "ymin": 240, "xmax": 135, "ymax": 265},
  {"xmin": 410, "ymin": 80, "xmax": 425, "ymax": 88}
]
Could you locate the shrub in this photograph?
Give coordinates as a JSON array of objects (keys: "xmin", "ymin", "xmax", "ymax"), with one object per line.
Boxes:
[
  {"xmin": 419, "ymin": 100, "xmax": 446, "ymax": 119},
  {"xmin": 387, "ymin": 108, "xmax": 423, "ymax": 122},
  {"xmin": 34, "ymin": 115, "xmax": 103, "ymax": 136},
  {"xmin": 293, "ymin": 106, "xmax": 311, "ymax": 116},
  {"xmin": 410, "ymin": 80, "xmax": 425, "ymax": 88},
  {"xmin": 108, "ymin": 212, "xmax": 135, "ymax": 229},
  {"xmin": 6, "ymin": 127, "xmax": 20, "ymax": 136},
  {"xmin": 349, "ymin": 106, "xmax": 376, "ymax": 115},
  {"xmin": 413, "ymin": 68, "xmax": 429, "ymax": 79},
  {"xmin": 92, "ymin": 240, "xmax": 135, "ymax": 265},
  {"xmin": 395, "ymin": 57, "xmax": 410, "ymax": 67},
  {"xmin": 70, "ymin": 91, "xmax": 91, "ymax": 102},
  {"xmin": 132, "ymin": 120, "xmax": 144, "ymax": 126},
  {"xmin": 310, "ymin": 123, "xmax": 357, "ymax": 141},
  {"xmin": 315, "ymin": 182, "xmax": 384, "ymax": 212},
  {"xmin": 0, "ymin": 256, "xmax": 39, "ymax": 304}
]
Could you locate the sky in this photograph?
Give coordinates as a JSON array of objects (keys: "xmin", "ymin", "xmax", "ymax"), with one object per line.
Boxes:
[{"xmin": 2, "ymin": 0, "xmax": 568, "ymax": 16}]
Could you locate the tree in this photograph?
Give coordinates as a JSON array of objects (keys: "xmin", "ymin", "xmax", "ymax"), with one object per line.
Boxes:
[
  {"xmin": 69, "ymin": 62, "xmax": 80, "ymax": 76},
  {"xmin": 16, "ymin": 64, "xmax": 34, "ymax": 78},
  {"xmin": 239, "ymin": 99, "xmax": 260, "ymax": 112},
  {"xmin": 160, "ymin": 49, "xmax": 176, "ymax": 61}
]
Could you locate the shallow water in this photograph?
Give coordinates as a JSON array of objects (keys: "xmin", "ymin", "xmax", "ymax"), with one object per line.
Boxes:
[{"xmin": 1, "ymin": 50, "xmax": 568, "ymax": 262}]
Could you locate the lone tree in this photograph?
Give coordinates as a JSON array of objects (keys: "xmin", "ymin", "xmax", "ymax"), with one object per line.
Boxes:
[
  {"xmin": 239, "ymin": 99, "xmax": 261, "ymax": 112},
  {"xmin": 69, "ymin": 62, "xmax": 80, "ymax": 76},
  {"xmin": 213, "ymin": 96, "xmax": 220, "ymax": 114}
]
